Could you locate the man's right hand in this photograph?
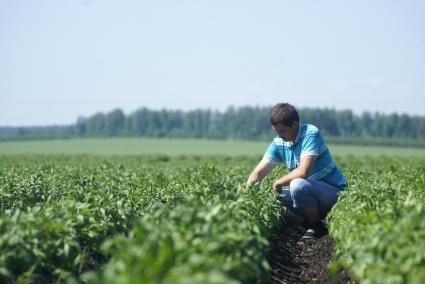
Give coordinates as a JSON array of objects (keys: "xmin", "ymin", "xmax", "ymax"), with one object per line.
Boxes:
[{"xmin": 246, "ymin": 158, "xmax": 277, "ymax": 188}]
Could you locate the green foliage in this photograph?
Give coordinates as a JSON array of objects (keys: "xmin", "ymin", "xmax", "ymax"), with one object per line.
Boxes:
[
  {"xmin": 1, "ymin": 155, "xmax": 424, "ymax": 283},
  {"xmin": 0, "ymin": 155, "xmax": 280, "ymax": 283},
  {"xmin": 328, "ymin": 157, "xmax": 425, "ymax": 284}
]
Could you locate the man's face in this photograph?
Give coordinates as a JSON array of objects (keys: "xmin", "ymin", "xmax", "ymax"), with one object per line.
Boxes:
[{"xmin": 272, "ymin": 122, "xmax": 299, "ymax": 142}]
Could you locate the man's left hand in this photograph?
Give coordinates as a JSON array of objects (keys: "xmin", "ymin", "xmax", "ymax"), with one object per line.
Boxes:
[{"xmin": 272, "ymin": 180, "xmax": 284, "ymax": 193}]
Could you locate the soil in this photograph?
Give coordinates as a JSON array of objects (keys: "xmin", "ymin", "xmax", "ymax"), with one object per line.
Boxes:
[{"xmin": 268, "ymin": 223, "xmax": 352, "ymax": 284}]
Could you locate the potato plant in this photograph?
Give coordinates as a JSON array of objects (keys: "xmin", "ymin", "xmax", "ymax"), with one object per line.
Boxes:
[
  {"xmin": 1, "ymin": 155, "xmax": 424, "ymax": 283},
  {"xmin": 0, "ymin": 156, "xmax": 280, "ymax": 283},
  {"xmin": 328, "ymin": 156, "xmax": 425, "ymax": 284}
]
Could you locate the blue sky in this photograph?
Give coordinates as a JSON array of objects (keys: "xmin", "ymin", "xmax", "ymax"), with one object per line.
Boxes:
[{"xmin": 1, "ymin": 0, "xmax": 424, "ymax": 126}]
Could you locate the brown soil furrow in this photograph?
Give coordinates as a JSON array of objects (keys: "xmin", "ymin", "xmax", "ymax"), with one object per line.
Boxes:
[{"xmin": 269, "ymin": 224, "xmax": 352, "ymax": 284}]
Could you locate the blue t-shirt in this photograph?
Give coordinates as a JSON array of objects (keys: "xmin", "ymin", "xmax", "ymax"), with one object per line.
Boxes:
[{"xmin": 264, "ymin": 123, "xmax": 348, "ymax": 189}]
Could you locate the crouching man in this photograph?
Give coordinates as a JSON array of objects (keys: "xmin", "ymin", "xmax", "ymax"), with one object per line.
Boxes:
[{"xmin": 246, "ymin": 103, "xmax": 347, "ymax": 242}]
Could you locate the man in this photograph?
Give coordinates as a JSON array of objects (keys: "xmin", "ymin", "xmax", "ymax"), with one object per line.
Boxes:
[{"xmin": 246, "ymin": 103, "xmax": 347, "ymax": 241}]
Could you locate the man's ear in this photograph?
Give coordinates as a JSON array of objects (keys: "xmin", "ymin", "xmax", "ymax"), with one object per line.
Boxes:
[{"xmin": 292, "ymin": 121, "xmax": 298, "ymax": 128}]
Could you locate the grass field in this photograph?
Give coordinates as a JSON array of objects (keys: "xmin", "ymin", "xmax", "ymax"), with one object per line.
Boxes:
[{"xmin": 0, "ymin": 138, "xmax": 425, "ymax": 157}]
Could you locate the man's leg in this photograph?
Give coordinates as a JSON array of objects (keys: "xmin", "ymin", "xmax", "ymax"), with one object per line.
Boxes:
[
  {"xmin": 289, "ymin": 178, "xmax": 342, "ymax": 240},
  {"xmin": 285, "ymin": 207, "xmax": 305, "ymax": 225},
  {"xmin": 302, "ymin": 207, "xmax": 320, "ymax": 223},
  {"xmin": 290, "ymin": 178, "xmax": 342, "ymax": 218},
  {"xmin": 277, "ymin": 189, "xmax": 305, "ymax": 225}
]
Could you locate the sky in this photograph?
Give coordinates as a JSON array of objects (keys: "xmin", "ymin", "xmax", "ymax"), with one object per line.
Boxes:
[{"xmin": 1, "ymin": 0, "xmax": 424, "ymax": 126}]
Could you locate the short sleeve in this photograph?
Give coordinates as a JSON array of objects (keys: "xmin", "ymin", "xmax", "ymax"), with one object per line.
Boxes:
[
  {"xmin": 263, "ymin": 141, "xmax": 283, "ymax": 164},
  {"xmin": 301, "ymin": 129, "xmax": 322, "ymax": 157}
]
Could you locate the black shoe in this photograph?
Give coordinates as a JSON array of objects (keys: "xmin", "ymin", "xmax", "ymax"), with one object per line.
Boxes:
[{"xmin": 297, "ymin": 222, "xmax": 328, "ymax": 244}]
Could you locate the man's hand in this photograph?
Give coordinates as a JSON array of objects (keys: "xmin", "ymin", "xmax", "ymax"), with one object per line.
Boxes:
[
  {"xmin": 272, "ymin": 155, "xmax": 317, "ymax": 192},
  {"xmin": 272, "ymin": 178, "xmax": 284, "ymax": 193},
  {"xmin": 246, "ymin": 158, "xmax": 277, "ymax": 187}
]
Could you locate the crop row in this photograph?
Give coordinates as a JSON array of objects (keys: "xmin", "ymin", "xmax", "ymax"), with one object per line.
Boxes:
[
  {"xmin": 328, "ymin": 157, "xmax": 425, "ymax": 284},
  {"xmin": 0, "ymin": 157, "xmax": 280, "ymax": 283},
  {"xmin": 2, "ymin": 155, "xmax": 424, "ymax": 283}
]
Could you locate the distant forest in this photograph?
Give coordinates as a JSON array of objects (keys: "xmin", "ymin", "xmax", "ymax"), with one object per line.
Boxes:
[{"xmin": 1, "ymin": 106, "xmax": 425, "ymax": 147}]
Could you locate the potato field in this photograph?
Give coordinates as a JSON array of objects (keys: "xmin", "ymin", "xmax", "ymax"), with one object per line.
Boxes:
[{"xmin": 0, "ymin": 155, "xmax": 424, "ymax": 283}]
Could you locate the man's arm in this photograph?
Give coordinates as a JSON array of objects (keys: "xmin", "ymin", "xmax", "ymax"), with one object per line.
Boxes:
[
  {"xmin": 246, "ymin": 158, "xmax": 277, "ymax": 187},
  {"xmin": 272, "ymin": 155, "xmax": 316, "ymax": 191}
]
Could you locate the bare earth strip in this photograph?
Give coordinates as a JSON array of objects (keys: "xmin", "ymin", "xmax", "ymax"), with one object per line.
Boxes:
[{"xmin": 269, "ymin": 223, "xmax": 352, "ymax": 284}]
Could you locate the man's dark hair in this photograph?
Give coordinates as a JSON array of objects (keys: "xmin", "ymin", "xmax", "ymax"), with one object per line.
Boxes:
[{"xmin": 269, "ymin": 103, "xmax": 299, "ymax": 126}]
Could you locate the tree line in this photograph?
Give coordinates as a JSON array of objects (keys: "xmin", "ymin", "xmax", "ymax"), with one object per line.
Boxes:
[{"xmin": 1, "ymin": 106, "xmax": 424, "ymax": 147}]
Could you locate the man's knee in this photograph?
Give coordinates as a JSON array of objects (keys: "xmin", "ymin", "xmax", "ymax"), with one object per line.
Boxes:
[
  {"xmin": 289, "ymin": 178, "xmax": 312, "ymax": 198},
  {"xmin": 289, "ymin": 178, "xmax": 308, "ymax": 190}
]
